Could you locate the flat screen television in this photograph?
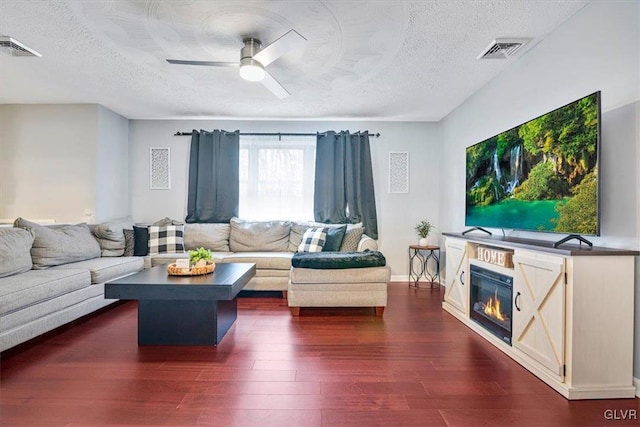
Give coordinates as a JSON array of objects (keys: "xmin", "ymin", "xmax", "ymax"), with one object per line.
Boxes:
[{"xmin": 465, "ymin": 91, "xmax": 601, "ymax": 236}]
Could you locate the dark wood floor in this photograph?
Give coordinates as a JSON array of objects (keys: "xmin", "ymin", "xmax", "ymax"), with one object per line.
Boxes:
[{"xmin": 1, "ymin": 284, "xmax": 638, "ymax": 427}]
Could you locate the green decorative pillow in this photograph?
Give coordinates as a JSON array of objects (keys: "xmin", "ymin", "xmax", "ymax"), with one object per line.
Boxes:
[
  {"xmin": 133, "ymin": 225, "xmax": 149, "ymax": 256},
  {"xmin": 322, "ymin": 225, "xmax": 347, "ymax": 252}
]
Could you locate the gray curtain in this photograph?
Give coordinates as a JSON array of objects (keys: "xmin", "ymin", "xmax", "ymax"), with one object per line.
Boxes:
[
  {"xmin": 185, "ymin": 129, "xmax": 240, "ymax": 223},
  {"xmin": 314, "ymin": 131, "xmax": 379, "ymax": 239}
]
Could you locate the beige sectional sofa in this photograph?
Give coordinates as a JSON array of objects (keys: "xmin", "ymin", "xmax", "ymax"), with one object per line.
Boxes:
[
  {"xmin": 0, "ymin": 216, "xmax": 389, "ymax": 352},
  {"xmin": 288, "ymin": 266, "xmax": 390, "ymax": 316},
  {"xmin": 0, "ymin": 219, "xmax": 143, "ymax": 352},
  {"xmin": 147, "ymin": 218, "xmax": 380, "ymax": 295}
]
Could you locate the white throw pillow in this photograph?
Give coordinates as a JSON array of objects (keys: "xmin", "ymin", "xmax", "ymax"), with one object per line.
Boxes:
[{"xmin": 297, "ymin": 227, "xmax": 328, "ymax": 253}]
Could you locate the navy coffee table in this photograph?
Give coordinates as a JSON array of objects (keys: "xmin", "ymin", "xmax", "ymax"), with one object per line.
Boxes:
[{"xmin": 105, "ymin": 263, "xmax": 255, "ymax": 345}]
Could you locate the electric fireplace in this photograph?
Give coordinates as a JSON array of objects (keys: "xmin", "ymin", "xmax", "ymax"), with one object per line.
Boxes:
[{"xmin": 469, "ymin": 264, "xmax": 513, "ymax": 345}]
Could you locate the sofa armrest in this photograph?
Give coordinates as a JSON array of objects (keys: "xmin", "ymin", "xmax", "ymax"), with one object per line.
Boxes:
[{"xmin": 357, "ymin": 234, "xmax": 378, "ymax": 252}]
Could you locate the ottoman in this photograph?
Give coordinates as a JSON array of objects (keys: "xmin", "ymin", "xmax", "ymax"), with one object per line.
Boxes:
[{"xmin": 287, "ymin": 265, "xmax": 391, "ymax": 316}]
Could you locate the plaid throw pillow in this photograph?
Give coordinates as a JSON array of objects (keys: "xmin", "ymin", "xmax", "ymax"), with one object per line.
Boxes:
[
  {"xmin": 148, "ymin": 225, "xmax": 185, "ymax": 255},
  {"xmin": 297, "ymin": 227, "xmax": 327, "ymax": 253}
]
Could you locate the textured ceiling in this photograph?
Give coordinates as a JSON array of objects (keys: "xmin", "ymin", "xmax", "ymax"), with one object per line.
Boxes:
[{"xmin": 0, "ymin": 0, "xmax": 587, "ymax": 121}]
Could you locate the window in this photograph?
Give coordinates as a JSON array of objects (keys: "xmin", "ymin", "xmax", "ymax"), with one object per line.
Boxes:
[{"xmin": 239, "ymin": 135, "xmax": 316, "ymax": 220}]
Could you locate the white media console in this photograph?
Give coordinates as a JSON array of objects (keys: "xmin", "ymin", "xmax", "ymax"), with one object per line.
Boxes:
[{"xmin": 442, "ymin": 232, "xmax": 638, "ymax": 400}]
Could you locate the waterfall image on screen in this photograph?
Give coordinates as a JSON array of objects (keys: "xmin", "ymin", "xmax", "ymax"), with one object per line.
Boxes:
[{"xmin": 465, "ymin": 92, "xmax": 600, "ymax": 235}]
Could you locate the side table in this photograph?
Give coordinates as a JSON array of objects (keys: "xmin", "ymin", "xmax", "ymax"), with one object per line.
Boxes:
[{"xmin": 408, "ymin": 245, "xmax": 440, "ymax": 289}]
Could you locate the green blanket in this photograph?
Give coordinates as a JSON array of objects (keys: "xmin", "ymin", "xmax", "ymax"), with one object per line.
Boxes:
[{"xmin": 291, "ymin": 250, "xmax": 386, "ymax": 269}]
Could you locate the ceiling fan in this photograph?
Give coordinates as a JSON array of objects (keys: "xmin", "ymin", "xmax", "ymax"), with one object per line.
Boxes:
[{"xmin": 166, "ymin": 29, "xmax": 306, "ymax": 99}]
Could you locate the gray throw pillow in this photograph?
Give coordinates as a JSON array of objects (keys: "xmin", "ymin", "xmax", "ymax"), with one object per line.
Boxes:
[
  {"xmin": 92, "ymin": 216, "xmax": 134, "ymax": 256},
  {"xmin": 0, "ymin": 228, "xmax": 35, "ymax": 277},
  {"xmin": 229, "ymin": 218, "xmax": 291, "ymax": 252},
  {"xmin": 153, "ymin": 217, "xmax": 184, "ymax": 226},
  {"xmin": 14, "ymin": 218, "xmax": 101, "ymax": 269}
]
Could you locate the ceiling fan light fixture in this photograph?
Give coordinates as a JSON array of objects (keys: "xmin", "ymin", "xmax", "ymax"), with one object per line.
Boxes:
[{"xmin": 239, "ymin": 58, "xmax": 265, "ymax": 82}]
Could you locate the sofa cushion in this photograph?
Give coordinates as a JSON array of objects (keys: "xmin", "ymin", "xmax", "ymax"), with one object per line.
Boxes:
[
  {"xmin": 0, "ymin": 284, "xmax": 105, "ymax": 334},
  {"xmin": 150, "ymin": 252, "xmax": 232, "ymax": 267},
  {"xmin": 148, "ymin": 225, "xmax": 185, "ymax": 255},
  {"xmin": 229, "ymin": 218, "xmax": 291, "ymax": 252},
  {"xmin": 0, "ymin": 228, "xmax": 34, "ymax": 278},
  {"xmin": 133, "ymin": 225, "xmax": 150, "ymax": 256},
  {"xmin": 54, "ymin": 257, "xmax": 144, "ymax": 284},
  {"xmin": 222, "ymin": 252, "xmax": 293, "ymax": 270},
  {"xmin": 92, "ymin": 216, "xmax": 134, "ymax": 256},
  {"xmin": 14, "ymin": 218, "xmax": 101, "ymax": 269},
  {"xmin": 253, "ymin": 269, "xmax": 290, "ymax": 278},
  {"xmin": 184, "ymin": 223, "xmax": 230, "ymax": 251},
  {"xmin": 0, "ymin": 269, "xmax": 91, "ymax": 316},
  {"xmin": 298, "ymin": 227, "xmax": 327, "ymax": 252},
  {"xmin": 290, "ymin": 266, "xmax": 391, "ymax": 284}
]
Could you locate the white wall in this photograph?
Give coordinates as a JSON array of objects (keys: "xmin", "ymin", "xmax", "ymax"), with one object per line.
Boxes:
[
  {"xmin": 0, "ymin": 104, "xmax": 98, "ymax": 223},
  {"xmin": 439, "ymin": 1, "xmax": 640, "ymax": 238},
  {"xmin": 437, "ymin": 1, "xmax": 640, "ymax": 378},
  {"xmin": 129, "ymin": 119, "xmax": 440, "ymax": 278},
  {"xmin": 96, "ymin": 105, "xmax": 130, "ymax": 222},
  {"xmin": 0, "ymin": 104, "xmax": 130, "ymax": 224}
]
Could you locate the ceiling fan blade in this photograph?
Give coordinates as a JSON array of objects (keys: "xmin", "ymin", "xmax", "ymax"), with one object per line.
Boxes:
[
  {"xmin": 166, "ymin": 59, "xmax": 239, "ymax": 67},
  {"xmin": 253, "ymin": 30, "xmax": 306, "ymax": 66},
  {"xmin": 261, "ymin": 71, "xmax": 290, "ymax": 99}
]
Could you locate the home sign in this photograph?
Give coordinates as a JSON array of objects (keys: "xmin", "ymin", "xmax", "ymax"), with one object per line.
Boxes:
[{"xmin": 476, "ymin": 246, "xmax": 513, "ymax": 268}]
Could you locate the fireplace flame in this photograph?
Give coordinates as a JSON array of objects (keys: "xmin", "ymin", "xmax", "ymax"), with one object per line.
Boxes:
[{"xmin": 483, "ymin": 288, "xmax": 506, "ymax": 322}]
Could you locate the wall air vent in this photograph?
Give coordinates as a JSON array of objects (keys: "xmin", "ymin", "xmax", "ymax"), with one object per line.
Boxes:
[
  {"xmin": 477, "ymin": 38, "xmax": 530, "ymax": 59},
  {"xmin": 0, "ymin": 36, "xmax": 41, "ymax": 57}
]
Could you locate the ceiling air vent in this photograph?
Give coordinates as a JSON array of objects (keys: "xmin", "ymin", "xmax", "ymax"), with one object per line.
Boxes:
[
  {"xmin": 0, "ymin": 36, "xmax": 41, "ymax": 57},
  {"xmin": 477, "ymin": 38, "xmax": 530, "ymax": 59}
]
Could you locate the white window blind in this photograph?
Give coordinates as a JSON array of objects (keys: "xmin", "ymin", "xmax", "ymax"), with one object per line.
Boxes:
[{"xmin": 238, "ymin": 135, "xmax": 316, "ymax": 220}]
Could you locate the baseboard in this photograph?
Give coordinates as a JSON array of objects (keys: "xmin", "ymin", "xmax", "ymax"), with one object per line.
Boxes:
[
  {"xmin": 390, "ymin": 274, "xmax": 442, "ymax": 285},
  {"xmin": 634, "ymin": 377, "xmax": 640, "ymax": 397}
]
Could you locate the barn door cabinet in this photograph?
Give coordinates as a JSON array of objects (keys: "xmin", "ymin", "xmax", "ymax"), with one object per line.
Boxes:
[
  {"xmin": 442, "ymin": 233, "xmax": 637, "ymax": 400},
  {"xmin": 443, "ymin": 237, "xmax": 468, "ymax": 316}
]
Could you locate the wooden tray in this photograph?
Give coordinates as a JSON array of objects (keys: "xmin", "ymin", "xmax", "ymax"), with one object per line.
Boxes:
[{"xmin": 167, "ymin": 261, "xmax": 215, "ymax": 276}]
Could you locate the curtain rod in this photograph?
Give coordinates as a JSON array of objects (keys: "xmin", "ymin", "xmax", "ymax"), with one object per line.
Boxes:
[{"xmin": 173, "ymin": 131, "xmax": 380, "ymax": 138}]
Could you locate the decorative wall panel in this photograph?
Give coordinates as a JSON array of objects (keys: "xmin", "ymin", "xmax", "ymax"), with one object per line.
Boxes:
[
  {"xmin": 150, "ymin": 147, "xmax": 171, "ymax": 189},
  {"xmin": 389, "ymin": 151, "xmax": 409, "ymax": 193}
]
